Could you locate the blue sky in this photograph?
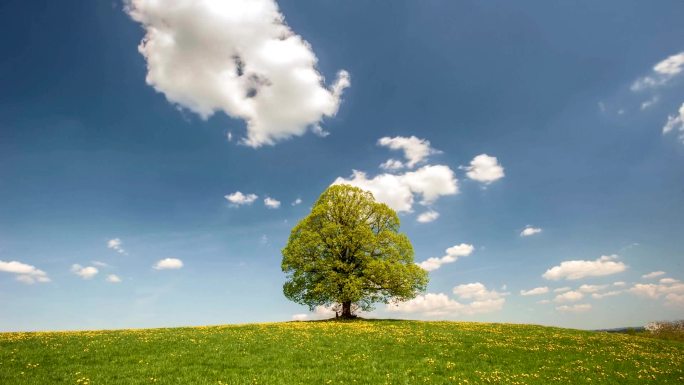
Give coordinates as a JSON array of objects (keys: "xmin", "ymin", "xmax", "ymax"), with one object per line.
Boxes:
[{"xmin": 1, "ymin": 0, "xmax": 683, "ymax": 331}]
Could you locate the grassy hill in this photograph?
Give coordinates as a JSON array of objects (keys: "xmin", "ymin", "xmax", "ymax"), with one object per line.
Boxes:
[{"xmin": 1, "ymin": 319, "xmax": 682, "ymax": 384}]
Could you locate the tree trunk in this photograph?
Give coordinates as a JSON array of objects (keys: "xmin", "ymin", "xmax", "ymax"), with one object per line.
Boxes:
[{"xmin": 341, "ymin": 301, "xmax": 353, "ymax": 318}]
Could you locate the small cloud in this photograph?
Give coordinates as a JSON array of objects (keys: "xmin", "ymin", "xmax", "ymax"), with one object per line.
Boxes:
[
  {"xmin": 520, "ymin": 226, "xmax": 542, "ymax": 237},
  {"xmin": 417, "ymin": 243, "xmax": 474, "ymax": 272},
  {"xmin": 0, "ymin": 260, "xmax": 51, "ymax": 284},
  {"xmin": 665, "ymin": 293, "xmax": 684, "ymax": 307},
  {"xmin": 107, "ymin": 238, "xmax": 126, "ymax": 254},
  {"xmin": 554, "ymin": 287, "xmax": 572, "ymax": 293},
  {"xmin": 291, "ymin": 198, "xmax": 302, "ymax": 206},
  {"xmin": 578, "ymin": 284, "xmax": 608, "ymax": 293},
  {"xmin": 377, "ymin": 136, "xmax": 440, "ymax": 168},
  {"xmin": 15, "ymin": 275, "xmax": 38, "ymax": 284},
  {"xmin": 311, "ymin": 125, "xmax": 330, "ymax": 138},
  {"xmin": 640, "ymin": 96, "xmax": 659, "ymax": 110},
  {"xmin": 264, "ymin": 197, "xmax": 281, "ymax": 209},
  {"xmin": 556, "ymin": 304, "xmax": 591, "ymax": 313},
  {"xmin": 153, "ymin": 258, "xmax": 183, "ymax": 270},
  {"xmin": 520, "ymin": 287, "xmax": 549, "ymax": 296},
  {"xmin": 662, "ymin": 102, "xmax": 684, "ymax": 142},
  {"xmin": 260, "ymin": 235, "xmax": 269, "ymax": 245},
  {"xmin": 92, "ymin": 261, "xmax": 110, "ymax": 267},
  {"xmin": 106, "ymin": 274, "xmax": 122, "ymax": 283},
  {"xmin": 291, "ymin": 306, "xmax": 338, "ymax": 321},
  {"xmin": 660, "ymin": 278, "xmax": 679, "ymax": 284},
  {"xmin": 388, "ymin": 282, "xmax": 505, "ymax": 317},
  {"xmin": 333, "ymin": 165, "xmax": 458, "ymax": 213},
  {"xmin": 542, "ymin": 255, "xmax": 627, "ymax": 281},
  {"xmin": 71, "ymin": 264, "xmax": 99, "ymax": 280},
  {"xmin": 554, "ymin": 290, "xmax": 584, "ymax": 303},
  {"xmin": 642, "ymin": 271, "xmax": 666, "ymax": 279},
  {"xmin": 628, "ymin": 280, "xmax": 684, "ymax": 307},
  {"xmin": 537, "ymin": 299, "xmax": 551, "ymax": 304},
  {"xmin": 613, "ymin": 281, "xmax": 626, "ymax": 287},
  {"xmin": 631, "ymin": 52, "xmax": 684, "ymax": 91},
  {"xmin": 629, "ymin": 283, "xmax": 661, "ymax": 299},
  {"xmin": 379, "ymin": 158, "xmax": 405, "ymax": 171},
  {"xmin": 226, "ymin": 131, "xmax": 233, "ymax": 142},
  {"xmin": 598, "ymin": 101, "xmax": 606, "ymax": 113},
  {"xmin": 463, "ymin": 154, "xmax": 505, "ymax": 184},
  {"xmin": 591, "ymin": 291, "xmax": 622, "ymax": 299},
  {"xmin": 416, "ymin": 210, "xmax": 440, "ymax": 223},
  {"xmin": 225, "ymin": 191, "xmax": 258, "ymax": 206}
]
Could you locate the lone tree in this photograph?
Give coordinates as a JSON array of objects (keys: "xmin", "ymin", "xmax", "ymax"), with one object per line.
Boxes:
[{"xmin": 281, "ymin": 184, "xmax": 428, "ymax": 318}]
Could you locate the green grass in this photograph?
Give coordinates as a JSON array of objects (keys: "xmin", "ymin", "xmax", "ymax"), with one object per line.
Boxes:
[{"xmin": 1, "ymin": 319, "xmax": 682, "ymax": 384}]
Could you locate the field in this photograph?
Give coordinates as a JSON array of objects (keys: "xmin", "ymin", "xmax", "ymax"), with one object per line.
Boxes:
[{"xmin": 1, "ymin": 320, "xmax": 683, "ymax": 384}]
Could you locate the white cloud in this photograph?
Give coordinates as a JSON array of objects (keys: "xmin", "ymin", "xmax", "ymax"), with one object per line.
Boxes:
[
  {"xmin": 387, "ymin": 293, "xmax": 459, "ymax": 316},
  {"xmin": 333, "ymin": 165, "xmax": 458, "ymax": 213},
  {"xmin": 554, "ymin": 287, "xmax": 571, "ymax": 293},
  {"xmin": 542, "ymin": 255, "xmax": 627, "ymax": 281},
  {"xmin": 520, "ymin": 226, "xmax": 542, "ymax": 237},
  {"xmin": 578, "ymin": 284, "xmax": 608, "ymax": 293},
  {"xmin": 225, "ymin": 191, "xmax": 258, "ymax": 206},
  {"xmin": 15, "ymin": 275, "xmax": 38, "ymax": 284},
  {"xmin": 660, "ymin": 278, "xmax": 679, "ymax": 284},
  {"xmin": 640, "ymin": 96, "xmax": 659, "ymax": 110},
  {"xmin": 291, "ymin": 305, "xmax": 337, "ymax": 321},
  {"xmin": 417, "ymin": 243, "xmax": 474, "ymax": 272},
  {"xmin": 642, "ymin": 271, "xmax": 666, "ymax": 279},
  {"xmin": 592, "ymin": 290, "xmax": 622, "ymax": 299},
  {"xmin": 654, "ymin": 52, "xmax": 684, "ymax": 75},
  {"xmin": 629, "ymin": 281, "xmax": 684, "ymax": 306},
  {"xmin": 311, "ymin": 125, "xmax": 331, "ymax": 138},
  {"xmin": 126, "ymin": 0, "xmax": 350, "ymax": 147},
  {"xmin": 463, "ymin": 154, "xmax": 504, "ymax": 184},
  {"xmin": 377, "ymin": 136, "xmax": 439, "ymax": 168},
  {"xmin": 0, "ymin": 260, "xmax": 51, "ymax": 284},
  {"xmin": 264, "ymin": 197, "xmax": 281, "ymax": 209},
  {"xmin": 629, "ymin": 283, "xmax": 661, "ymax": 299},
  {"xmin": 106, "ymin": 274, "xmax": 122, "ymax": 283},
  {"xmin": 291, "ymin": 198, "xmax": 302, "ymax": 206},
  {"xmin": 92, "ymin": 261, "xmax": 110, "ymax": 267},
  {"xmin": 312, "ymin": 306, "xmax": 337, "ymax": 318},
  {"xmin": 153, "ymin": 258, "xmax": 184, "ymax": 270},
  {"xmin": 613, "ymin": 281, "xmax": 626, "ymax": 287},
  {"xmin": 520, "ymin": 286, "xmax": 549, "ymax": 296},
  {"xmin": 554, "ymin": 290, "xmax": 584, "ymax": 303},
  {"xmin": 379, "ymin": 158, "xmax": 405, "ymax": 171},
  {"xmin": 416, "ymin": 210, "xmax": 440, "ymax": 223},
  {"xmin": 107, "ymin": 238, "xmax": 126, "ymax": 254},
  {"xmin": 665, "ymin": 293, "xmax": 684, "ymax": 307},
  {"xmin": 631, "ymin": 52, "xmax": 684, "ymax": 91},
  {"xmin": 556, "ymin": 304, "xmax": 591, "ymax": 313},
  {"xmin": 662, "ymin": 102, "xmax": 684, "ymax": 142},
  {"xmin": 388, "ymin": 283, "xmax": 505, "ymax": 317},
  {"xmin": 71, "ymin": 264, "xmax": 99, "ymax": 280},
  {"xmin": 453, "ymin": 283, "xmax": 504, "ymax": 301}
]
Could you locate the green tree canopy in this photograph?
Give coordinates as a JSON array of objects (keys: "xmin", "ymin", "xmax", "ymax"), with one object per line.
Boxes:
[{"xmin": 281, "ymin": 184, "xmax": 428, "ymax": 318}]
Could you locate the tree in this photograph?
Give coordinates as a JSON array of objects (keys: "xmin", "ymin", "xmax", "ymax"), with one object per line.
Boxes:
[{"xmin": 281, "ymin": 184, "xmax": 428, "ymax": 318}]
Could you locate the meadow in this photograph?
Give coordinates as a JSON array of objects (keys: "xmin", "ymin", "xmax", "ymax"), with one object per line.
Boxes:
[{"xmin": 1, "ymin": 319, "xmax": 682, "ymax": 384}]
